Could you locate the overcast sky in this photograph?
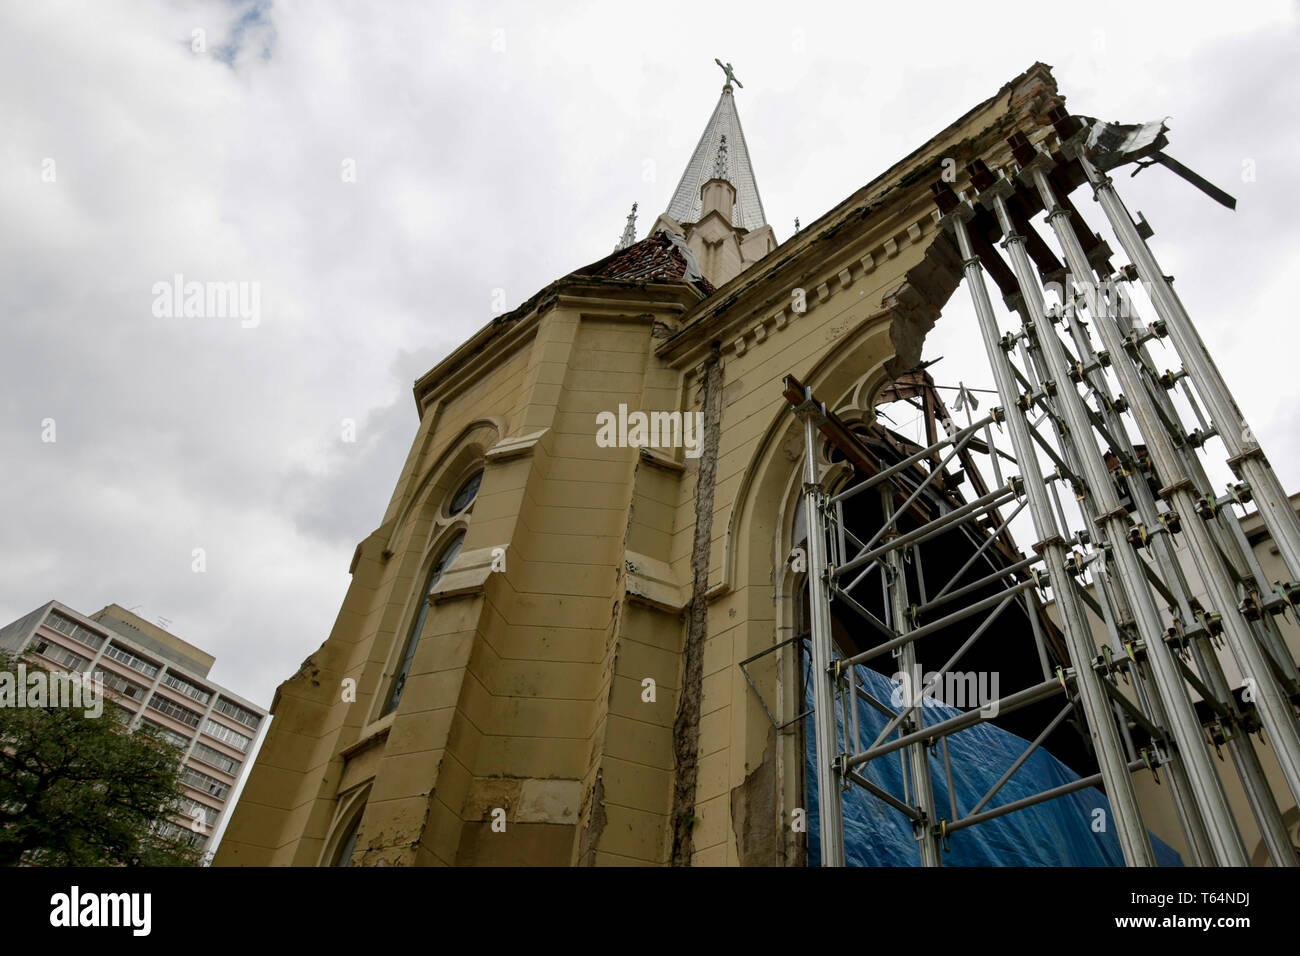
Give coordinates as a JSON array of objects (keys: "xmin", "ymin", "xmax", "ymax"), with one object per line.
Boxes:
[{"xmin": 3, "ymin": 0, "xmax": 1297, "ymax": 709}]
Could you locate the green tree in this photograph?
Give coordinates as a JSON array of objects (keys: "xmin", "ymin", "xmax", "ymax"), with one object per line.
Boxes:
[{"xmin": 0, "ymin": 652, "xmax": 203, "ymax": 866}]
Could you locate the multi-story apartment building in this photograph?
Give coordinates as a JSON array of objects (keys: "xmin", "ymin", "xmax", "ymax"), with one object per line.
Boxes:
[{"xmin": 0, "ymin": 600, "xmax": 267, "ymax": 859}]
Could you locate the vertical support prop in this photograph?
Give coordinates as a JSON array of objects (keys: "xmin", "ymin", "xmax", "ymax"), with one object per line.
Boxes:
[
  {"xmin": 882, "ymin": 486, "xmax": 943, "ymax": 866},
  {"xmin": 944, "ymin": 200, "xmax": 1157, "ymax": 866},
  {"xmin": 798, "ymin": 402, "xmax": 845, "ymax": 866}
]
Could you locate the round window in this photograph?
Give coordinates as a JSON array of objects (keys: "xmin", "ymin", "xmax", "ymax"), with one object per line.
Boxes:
[{"xmin": 447, "ymin": 470, "xmax": 483, "ymax": 516}]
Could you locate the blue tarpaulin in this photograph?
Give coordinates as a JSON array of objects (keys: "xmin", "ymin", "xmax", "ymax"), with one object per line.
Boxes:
[{"xmin": 804, "ymin": 656, "xmax": 1183, "ymax": 866}]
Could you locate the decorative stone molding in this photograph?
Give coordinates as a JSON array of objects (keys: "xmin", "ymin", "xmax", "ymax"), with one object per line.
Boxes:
[
  {"xmin": 625, "ymin": 550, "xmax": 688, "ymax": 612},
  {"xmin": 486, "ymin": 428, "xmax": 548, "ymax": 463},
  {"xmin": 431, "ymin": 544, "xmax": 509, "ymax": 601},
  {"xmin": 639, "ymin": 446, "xmax": 686, "ymax": 474}
]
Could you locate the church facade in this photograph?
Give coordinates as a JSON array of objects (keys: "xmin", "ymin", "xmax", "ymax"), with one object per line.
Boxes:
[{"xmin": 213, "ymin": 63, "xmax": 1088, "ymax": 866}]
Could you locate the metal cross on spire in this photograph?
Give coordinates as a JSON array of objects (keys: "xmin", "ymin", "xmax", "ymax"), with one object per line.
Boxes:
[{"xmin": 714, "ymin": 58, "xmax": 742, "ymax": 89}]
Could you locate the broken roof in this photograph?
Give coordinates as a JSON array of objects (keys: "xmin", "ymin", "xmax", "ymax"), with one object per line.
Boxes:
[{"xmin": 570, "ymin": 230, "xmax": 715, "ymax": 295}]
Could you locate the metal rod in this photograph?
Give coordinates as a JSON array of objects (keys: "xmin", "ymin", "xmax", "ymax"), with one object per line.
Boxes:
[
  {"xmin": 829, "ymin": 413, "xmax": 995, "ymax": 505},
  {"xmin": 941, "ymin": 736, "xmax": 959, "ymax": 822},
  {"xmin": 998, "ymin": 172, "xmax": 1246, "ymax": 865},
  {"xmin": 867, "ymin": 591, "xmax": 1018, "ymax": 751},
  {"xmin": 833, "ymin": 485, "xmax": 1017, "ymax": 579},
  {"xmin": 1040, "ymin": 161, "xmax": 1300, "ymax": 860},
  {"xmin": 798, "ymin": 401, "xmax": 845, "ymax": 865},
  {"xmin": 846, "ymin": 769, "xmax": 922, "ymax": 821},
  {"xmin": 1081, "ymin": 149, "xmax": 1300, "ymax": 584},
  {"xmin": 916, "ymin": 557, "xmax": 1035, "ymax": 618},
  {"xmin": 945, "ymin": 202, "xmax": 1156, "ymax": 865},
  {"xmin": 841, "ymin": 580, "xmax": 1033, "ymax": 670},
  {"xmin": 1098, "ymin": 285, "xmax": 1297, "ymax": 863},
  {"xmin": 882, "ymin": 486, "xmax": 943, "ymax": 866},
  {"xmin": 971, "ymin": 701, "xmax": 1074, "ymax": 814},
  {"xmin": 846, "ymin": 676, "xmax": 1067, "ymax": 768},
  {"xmin": 947, "ymin": 758, "xmax": 1149, "ymax": 834},
  {"xmin": 931, "ymin": 500, "xmax": 1028, "ymax": 602}
]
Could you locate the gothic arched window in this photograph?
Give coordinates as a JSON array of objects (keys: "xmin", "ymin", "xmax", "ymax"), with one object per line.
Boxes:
[
  {"xmin": 446, "ymin": 469, "xmax": 483, "ymax": 517},
  {"xmin": 331, "ymin": 810, "xmax": 363, "ymax": 867},
  {"xmin": 380, "ymin": 530, "xmax": 466, "ymax": 717}
]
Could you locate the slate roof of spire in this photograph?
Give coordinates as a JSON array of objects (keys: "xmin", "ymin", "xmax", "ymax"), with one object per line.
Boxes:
[{"xmin": 664, "ymin": 84, "xmax": 767, "ymax": 232}]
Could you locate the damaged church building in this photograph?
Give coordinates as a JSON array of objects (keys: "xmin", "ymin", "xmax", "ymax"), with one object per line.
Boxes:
[{"xmin": 214, "ymin": 62, "xmax": 1300, "ymax": 867}]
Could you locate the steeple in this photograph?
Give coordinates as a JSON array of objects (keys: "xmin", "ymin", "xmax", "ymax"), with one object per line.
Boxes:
[
  {"xmin": 663, "ymin": 62, "xmax": 767, "ymax": 232},
  {"xmin": 614, "ymin": 202, "xmax": 638, "ymax": 252}
]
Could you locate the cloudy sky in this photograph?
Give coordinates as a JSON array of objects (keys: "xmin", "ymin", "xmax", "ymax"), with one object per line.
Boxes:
[{"xmin": 3, "ymin": 0, "xmax": 1297, "ymax": 710}]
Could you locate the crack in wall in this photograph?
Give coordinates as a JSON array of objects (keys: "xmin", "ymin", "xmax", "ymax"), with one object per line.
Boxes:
[
  {"xmin": 576, "ymin": 770, "xmax": 607, "ymax": 866},
  {"xmin": 670, "ymin": 343, "xmax": 723, "ymax": 865}
]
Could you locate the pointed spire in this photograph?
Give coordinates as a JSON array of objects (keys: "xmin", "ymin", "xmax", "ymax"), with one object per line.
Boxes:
[
  {"xmin": 664, "ymin": 65, "xmax": 767, "ymax": 232},
  {"xmin": 614, "ymin": 202, "xmax": 638, "ymax": 252}
]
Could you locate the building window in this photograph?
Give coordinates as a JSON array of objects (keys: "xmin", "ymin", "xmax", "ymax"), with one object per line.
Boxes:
[
  {"xmin": 141, "ymin": 718, "xmax": 191, "ymax": 751},
  {"xmin": 154, "ymin": 820, "xmax": 204, "ymax": 847},
  {"xmin": 332, "ymin": 812, "xmax": 363, "ymax": 867},
  {"xmin": 102, "ymin": 643, "xmax": 159, "ymax": 679},
  {"xmin": 96, "ymin": 668, "xmax": 148, "ymax": 700},
  {"xmin": 212, "ymin": 696, "xmax": 262, "ymax": 731},
  {"xmin": 380, "ymin": 530, "xmax": 466, "ymax": 717},
  {"xmin": 191, "ymin": 742, "xmax": 239, "ymax": 775},
  {"xmin": 44, "ymin": 613, "xmax": 107, "ymax": 650},
  {"xmin": 45, "ymin": 612, "xmax": 105, "ymax": 651},
  {"xmin": 39, "ymin": 644, "xmax": 91, "ymax": 672},
  {"xmin": 202, "ymin": 718, "xmax": 252, "ymax": 753},
  {"xmin": 181, "ymin": 766, "xmax": 231, "ymax": 800},
  {"xmin": 145, "ymin": 692, "xmax": 203, "ymax": 728},
  {"xmin": 46, "ymin": 612, "xmax": 78, "ymax": 638},
  {"xmin": 447, "ymin": 469, "xmax": 483, "ymax": 516},
  {"xmin": 162, "ymin": 672, "xmax": 212, "ymax": 706},
  {"xmin": 175, "ymin": 797, "xmax": 219, "ymax": 828}
]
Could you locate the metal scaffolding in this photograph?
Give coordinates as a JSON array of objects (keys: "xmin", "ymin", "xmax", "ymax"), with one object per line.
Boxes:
[{"xmin": 789, "ymin": 110, "xmax": 1300, "ymax": 867}]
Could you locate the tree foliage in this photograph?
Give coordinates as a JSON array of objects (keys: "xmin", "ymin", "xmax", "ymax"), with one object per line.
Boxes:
[{"xmin": 0, "ymin": 652, "xmax": 203, "ymax": 866}]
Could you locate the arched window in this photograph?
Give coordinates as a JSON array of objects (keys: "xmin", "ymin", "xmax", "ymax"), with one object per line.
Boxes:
[
  {"xmin": 380, "ymin": 530, "xmax": 466, "ymax": 717},
  {"xmin": 331, "ymin": 810, "xmax": 363, "ymax": 867},
  {"xmin": 447, "ymin": 469, "xmax": 483, "ymax": 517}
]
